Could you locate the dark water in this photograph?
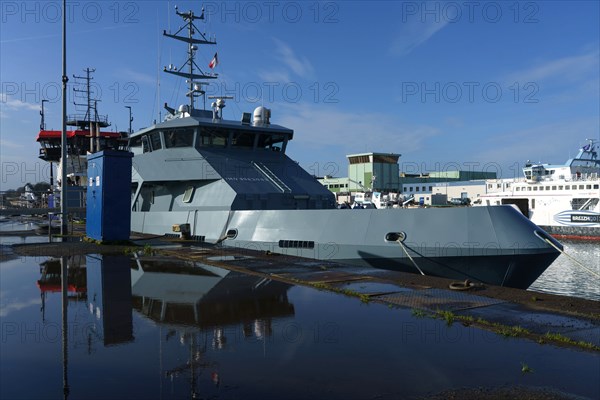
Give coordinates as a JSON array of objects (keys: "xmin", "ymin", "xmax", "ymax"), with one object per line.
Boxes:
[{"xmin": 1, "ymin": 248, "xmax": 599, "ymax": 399}]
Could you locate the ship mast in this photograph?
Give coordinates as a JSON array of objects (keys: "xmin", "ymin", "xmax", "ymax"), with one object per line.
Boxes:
[{"xmin": 163, "ymin": 5, "xmax": 217, "ymax": 111}]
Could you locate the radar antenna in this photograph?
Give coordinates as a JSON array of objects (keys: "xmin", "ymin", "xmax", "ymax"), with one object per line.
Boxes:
[{"xmin": 163, "ymin": 5, "xmax": 217, "ymax": 111}]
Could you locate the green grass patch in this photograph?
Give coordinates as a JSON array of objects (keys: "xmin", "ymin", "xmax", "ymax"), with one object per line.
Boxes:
[{"xmin": 521, "ymin": 362, "xmax": 534, "ymax": 374}]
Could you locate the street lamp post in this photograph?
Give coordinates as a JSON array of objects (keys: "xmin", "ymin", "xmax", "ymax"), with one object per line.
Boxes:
[
  {"xmin": 60, "ymin": 0, "xmax": 69, "ymax": 237},
  {"xmin": 40, "ymin": 99, "xmax": 54, "ymax": 187},
  {"xmin": 125, "ymin": 106, "xmax": 133, "ymax": 135},
  {"xmin": 40, "ymin": 99, "xmax": 48, "ymax": 130}
]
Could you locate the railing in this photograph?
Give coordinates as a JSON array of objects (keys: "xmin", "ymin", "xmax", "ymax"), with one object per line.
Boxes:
[
  {"xmin": 66, "ymin": 114, "xmax": 110, "ymax": 126},
  {"xmin": 533, "ymin": 172, "xmax": 599, "ymax": 182},
  {"xmin": 497, "ymin": 172, "xmax": 599, "ymax": 186}
]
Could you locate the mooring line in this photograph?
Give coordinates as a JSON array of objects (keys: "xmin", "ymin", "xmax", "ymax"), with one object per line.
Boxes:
[
  {"xmin": 543, "ymin": 237, "xmax": 600, "ymax": 279},
  {"xmin": 397, "ymin": 239, "xmax": 425, "ymax": 276}
]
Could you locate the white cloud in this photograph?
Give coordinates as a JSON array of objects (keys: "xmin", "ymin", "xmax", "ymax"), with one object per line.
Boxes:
[
  {"xmin": 276, "ymin": 102, "xmax": 440, "ymax": 154},
  {"xmin": 119, "ymin": 68, "xmax": 157, "ymax": 86},
  {"xmin": 0, "ymin": 94, "xmax": 40, "ymax": 112},
  {"xmin": 258, "ymin": 70, "xmax": 291, "ymax": 84},
  {"xmin": 389, "ymin": 19, "xmax": 449, "ymax": 56},
  {"xmin": 506, "ymin": 50, "xmax": 599, "ymax": 84},
  {"xmin": 475, "ymin": 118, "xmax": 600, "ymax": 178},
  {"xmin": 501, "ymin": 49, "xmax": 600, "ymax": 106},
  {"xmin": 0, "ymin": 138, "xmax": 24, "ymax": 149},
  {"xmin": 258, "ymin": 39, "xmax": 315, "ymax": 84},
  {"xmin": 272, "ymin": 38, "xmax": 315, "ymax": 79},
  {"xmin": 0, "ymin": 297, "xmax": 39, "ymax": 318}
]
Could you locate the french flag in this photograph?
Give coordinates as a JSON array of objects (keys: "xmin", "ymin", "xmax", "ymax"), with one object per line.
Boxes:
[{"xmin": 209, "ymin": 53, "xmax": 218, "ymax": 69}]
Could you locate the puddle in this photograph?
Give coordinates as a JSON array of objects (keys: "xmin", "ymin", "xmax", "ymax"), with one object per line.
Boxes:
[
  {"xmin": 206, "ymin": 255, "xmax": 254, "ymax": 262},
  {"xmin": 1, "ymin": 252, "xmax": 599, "ymax": 400},
  {"xmin": 463, "ymin": 303, "xmax": 600, "ymax": 347},
  {"xmin": 330, "ymin": 280, "xmax": 413, "ymax": 295}
]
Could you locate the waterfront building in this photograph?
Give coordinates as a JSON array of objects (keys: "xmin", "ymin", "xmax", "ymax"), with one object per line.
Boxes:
[{"xmin": 319, "ymin": 152, "xmax": 496, "ymax": 206}]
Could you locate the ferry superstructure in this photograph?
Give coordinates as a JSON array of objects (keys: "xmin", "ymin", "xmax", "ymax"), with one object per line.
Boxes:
[
  {"xmin": 36, "ymin": 68, "xmax": 126, "ymax": 200},
  {"xmin": 479, "ymin": 140, "xmax": 600, "ymax": 239},
  {"xmin": 127, "ymin": 6, "xmax": 562, "ymax": 289}
]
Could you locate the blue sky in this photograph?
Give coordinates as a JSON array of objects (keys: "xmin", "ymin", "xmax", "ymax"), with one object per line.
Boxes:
[{"xmin": 1, "ymin": 1, "xmax": 599, "ymax": 189}]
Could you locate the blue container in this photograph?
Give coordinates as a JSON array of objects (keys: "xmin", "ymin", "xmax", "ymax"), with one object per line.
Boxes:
[{"xmin": 86, "ymin": 150, "xmax": 133, "ymax": 241}]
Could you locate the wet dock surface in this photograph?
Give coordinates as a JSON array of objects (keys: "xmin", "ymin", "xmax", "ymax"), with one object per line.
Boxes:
[
  {"xmin": 2, "ymin": 225, "xmax": 599, "ymax": 399},
  {"xmin": 11, "ymin": 237, "xmax": 600, "ymax": 349}
]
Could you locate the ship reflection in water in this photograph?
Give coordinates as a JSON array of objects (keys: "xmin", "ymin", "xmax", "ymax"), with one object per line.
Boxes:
[
  {"xmin": 34, "ymin": 254, "xmax": 295, "ymax": 399},
  {"xmin": 1, "ymin": 253, "xmax": 598, "ymax": 400},
  {"xmin": 130, "ymin": 255, "xmax": 294, "ymax": 333}
]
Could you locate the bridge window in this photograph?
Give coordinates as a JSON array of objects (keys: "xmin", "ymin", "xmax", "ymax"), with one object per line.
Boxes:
[
  {"xmin": 150, "ymin": 131, "xmax": 162, "ymax": 150},
  {"xmin": 230, "ymin": 130, "xmax": 255, "ymax": 148},
  {"xmin": 182, "ymin": 186, "xmax": 195, "ymax": 203},
  {"xmin": 197, "ymin": 127, "xmax": 227, "ymax": 147},
  {"xmin": 258, "ymin": 133, "xmax": 285, "ymax": 151},
  {"xmin": 142, "ymin": 136, "xmax": 150, "ymax": 153},
  {"xmin": 165, "ymin": 128, "xmax": 195, "ymax": 148}
]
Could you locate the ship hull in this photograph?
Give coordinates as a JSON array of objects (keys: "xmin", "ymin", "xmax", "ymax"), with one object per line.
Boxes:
[{"xmin": 131, "ymin": 205, "xmax": 561, "ymax": 289}]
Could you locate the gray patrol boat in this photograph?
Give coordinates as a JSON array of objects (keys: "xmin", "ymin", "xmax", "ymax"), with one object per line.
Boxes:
[{"xmin": 129, "ymin": 6, "xmax": 561, "ymax": 289}]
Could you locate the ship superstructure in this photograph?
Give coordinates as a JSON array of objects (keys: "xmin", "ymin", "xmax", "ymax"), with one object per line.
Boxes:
[
  {"xmin": 480, "ymin": 139, "xmax": 600, "ymax": 239},
  {"xmin": 37, "ymin": 68, "xmax": 125, "ymax": 189}
]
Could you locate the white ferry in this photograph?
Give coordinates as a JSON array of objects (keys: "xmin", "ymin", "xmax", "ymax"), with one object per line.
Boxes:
[{"xmin": 479, "ymin": 139, "xmax": 600, "ymax": 240}]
